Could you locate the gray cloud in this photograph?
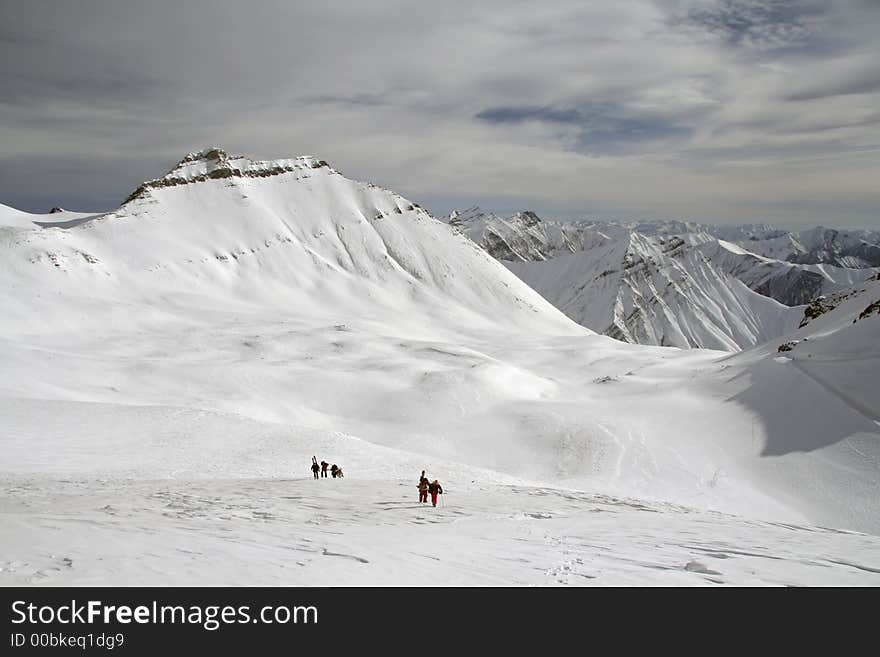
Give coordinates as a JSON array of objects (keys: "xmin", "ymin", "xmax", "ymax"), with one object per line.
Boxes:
[
  {"xmin": 683, "ymin": 0, "xmax": 828, "ymax": 50},
  {"xmin": 476, "ymin": 104, "xmax": 693, "ymax": 154},
  {"xmin": 0, "ymin": 0, "xmax": 878, "ymax": 228},
  {"xmin": 785, "ymin": 67, "xmax": 880, "ymax": 101}
]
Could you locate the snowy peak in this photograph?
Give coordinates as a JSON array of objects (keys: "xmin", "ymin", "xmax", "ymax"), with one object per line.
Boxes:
[
  {"xmin": 123, "ymin": 147, "xmax": 332, "ymax": 205},
  {"xmin": 443, "ymin": 208, "xmax": 599, "ymax": 262},
  {"xmin": 166, "ymin": 147, "xmax": 329, "ymax": 180},
  {"xmin": 511, "ymin": 210, "xmax": 542, "ymax": 227},
  {"xmin": 2, "ymin": 151, "xmax": 583, "ymax": 339},
  {"xmin": 723, "ymin": 224, "xmax": 880, "ymax": 269},
  {"xmin": 789, "ymin": 226, "xmax": 880, "ymax": 268},
  {"xmin": 709, "ymin": 224, "xmax": 786, "ymax": 242},
  {"xmin": 447, "ymin": 205, "xmax": 494, "ymax": 226},
  {"xmin": 582, "ymin": 218, "xmax": 706, "ymax": 238}
]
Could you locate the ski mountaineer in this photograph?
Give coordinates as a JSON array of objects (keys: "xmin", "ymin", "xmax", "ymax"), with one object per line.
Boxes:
[
  {"xmin": 311, "ymin": 457, "xmax": 320, "ymax": 480},
  {"xmin": 428, "ymin": 479, "xmax": 443, "ymax": 507},
  {"xmin": 320, "ymin": 460, "xmax": 329, "ymax": 478},
  {"xmin": 330, "ymin": 464, "xmax": 339, "ymax": 478},
  {"xmin": 418, "ymin": 470, "xmax": 429, "ymax": 503}
]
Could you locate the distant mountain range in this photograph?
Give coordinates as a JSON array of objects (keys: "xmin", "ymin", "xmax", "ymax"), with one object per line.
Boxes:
[{"xmin": 441, "ymin": 206, "xmax": 879, "ymax": 351}]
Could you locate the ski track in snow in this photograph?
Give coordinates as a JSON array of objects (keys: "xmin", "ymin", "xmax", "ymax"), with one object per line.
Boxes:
[{"xmin": 789, "ymin": 357, "xmax": 880, "ymax": 426}]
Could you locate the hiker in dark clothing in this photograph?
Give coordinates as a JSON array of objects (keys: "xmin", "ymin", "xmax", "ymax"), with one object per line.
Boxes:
[
  {"xmin": 311, "ymin": 458, "xmax": 320, "ymax": 480},
  {"xmin": 320, "ymin": 461, "xmax": 329, "ymax": 478},
  {"xmin": 428, "ymin": 479, "xmax": 443, "ymax": 507},
  {"xmin": 330, "ymin": 464, "xmax": 339, "ymax": 478},
  {"xmin": 418, "ymin": 470, "xmax": 429, "ymax": 503}
]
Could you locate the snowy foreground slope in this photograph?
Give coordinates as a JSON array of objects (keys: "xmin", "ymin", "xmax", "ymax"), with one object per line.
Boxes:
[{"xmin": 1, "ymin": 150, "xmax": 879, "ymax": 585}]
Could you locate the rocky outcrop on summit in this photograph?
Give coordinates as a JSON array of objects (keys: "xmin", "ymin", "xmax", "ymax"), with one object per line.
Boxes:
[{"xmin": 122, "ymin": 147, "xmax": 331, "ymax": 205}]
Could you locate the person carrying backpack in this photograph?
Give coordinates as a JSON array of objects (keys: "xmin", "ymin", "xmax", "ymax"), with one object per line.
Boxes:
[
  {"xmin": 428, "ymin": 479, "xmax": 443, "ymax": 507},
  {"xmin": 311, "ymin": 458, "xmax": 320, "ymax": 480},
  {"xmin": 320, "ymin": 460, "xmax": 329, "ymax": 478},
  {"xmin": 418, "ymin": 471, "xmax": 430, "ymax": 503},
  {"xmin": 330, "ymin": 464, "xmax": 338, "ymax": 478}
]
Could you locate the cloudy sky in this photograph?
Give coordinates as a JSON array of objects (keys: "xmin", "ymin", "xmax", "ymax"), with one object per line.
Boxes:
[{"xmin": 1, "ymin": 0, "xmax": 878, "ymax": 227}]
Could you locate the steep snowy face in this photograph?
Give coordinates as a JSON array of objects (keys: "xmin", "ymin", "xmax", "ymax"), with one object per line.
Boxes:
[
  {"xmin": 0, "ymin": 151, "xmax": 584, "ymax": 338},
  {"xmin": 444, "ymin": 210, "xmax": 802, "ymax": 351},
  {"xmin": 513, "ymin": 230, "xmax": 802, "ymax": 351},
  {"xmin": 696, "ymin": 238, "xmax": 878, "ymax": 307},
  {"xmin": 445, "ymin": 206, "xmax": 601, "ymax": 262}
]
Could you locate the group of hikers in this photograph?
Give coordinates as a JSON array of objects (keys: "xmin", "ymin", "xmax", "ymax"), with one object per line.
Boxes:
[
  {"xmin": 310, "ymin": 460, "xmax": 444, "ymax": 508},
  {"xmin": 418, "ymin": 470, "xmax": 443, "ymax": 507},
  {"xmin": 311, "ymin": 456, "xmax": 343, "ymax": 479}
]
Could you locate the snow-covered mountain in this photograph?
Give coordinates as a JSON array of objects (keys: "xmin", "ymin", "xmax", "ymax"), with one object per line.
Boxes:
[
  {"xmin": 587, "ymin": 220, "xmax": 880, "ymax": 268},
  {"xmin": 0, "ymin": 149, "xmax": 579, "ymax": 339},
  {"xmin": 447, "ymin": 205, "xmax": 597, "ymax": 261},
  {"xmin": 547, "ymin": 218, "xmax": 880, "ymax": 298},
  {"xmin": 2, "ymin": 151, "xmax": 879, "ymax": 585},
  {"xmin": 725, "ymin": 226, "xmax": 880, "ymax": 269},
  {"xmin": 442, "ymin": 208, "xmax": 800, "ymax": 350},
  {"xmin": 443, "ymin": 208, "xmax": 878, "ymax": 351},
  {"xmin": 695, "ymin": 237, "xmax": 877, "ymax": 306}
]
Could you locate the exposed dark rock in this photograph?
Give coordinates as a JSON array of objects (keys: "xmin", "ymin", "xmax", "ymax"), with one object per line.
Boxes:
[{"xmin": 856, "ymin": 300, "xmax": 880, "ymax": 322}]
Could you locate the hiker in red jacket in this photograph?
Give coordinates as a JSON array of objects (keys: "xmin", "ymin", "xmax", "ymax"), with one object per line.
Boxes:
[{"xmin": 428, "ymin": 479, "xmax": 443, "ymax": 507}]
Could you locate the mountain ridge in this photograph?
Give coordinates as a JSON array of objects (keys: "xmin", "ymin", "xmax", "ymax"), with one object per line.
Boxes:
[{"xmin": 442, "ymin": 207, "xmax": 878, "ymax": 350}]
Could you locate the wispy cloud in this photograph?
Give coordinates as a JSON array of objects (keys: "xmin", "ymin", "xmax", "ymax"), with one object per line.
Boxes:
[{"xmin": 785, "ymin": 66, "xmax": 880, "ymax": 100}]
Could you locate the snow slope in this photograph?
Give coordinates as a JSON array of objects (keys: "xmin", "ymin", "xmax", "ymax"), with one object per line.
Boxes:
[
  {"xmin": 697, "ymin": 237, "xmax": 878, "ymax": 306},
  {"xmin": 704, "ymin": 275, "xmax": 880, "ymax": 533},
  {"xmin": 0, "ymin": 203, "xmax": 99, "ymax": 229},
  {"xmin": 1, "ymin": 151, "xmax": 879, "ymax": 586}
]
